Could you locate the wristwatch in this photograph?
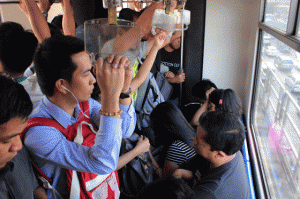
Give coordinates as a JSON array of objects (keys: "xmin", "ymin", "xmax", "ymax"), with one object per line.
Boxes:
[{"xmin": 120, "ymin": 86, "xmax": 132, "ymax": 99}]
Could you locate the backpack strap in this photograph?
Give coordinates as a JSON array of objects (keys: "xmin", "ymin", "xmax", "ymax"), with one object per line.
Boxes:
[
  {"xmin": 22, "ymin": 117, "xmax": 67, "ymax": 185},
  {"xmin": 26, "ymin": 117, "xmax": 66, "ymax": 134},
  {"xmin": 140, "ymin": 80, "xmax": 152, "ymax": 112}
]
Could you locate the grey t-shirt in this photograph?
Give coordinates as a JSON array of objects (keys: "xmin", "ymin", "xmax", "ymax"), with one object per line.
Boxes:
[
  {"xmin": 0, "ymin": 147, "xmax": 39, "ymax": 199},
  {"xmin": 194, "ymin": 151, "xmax": 250, "ymax": 199}
]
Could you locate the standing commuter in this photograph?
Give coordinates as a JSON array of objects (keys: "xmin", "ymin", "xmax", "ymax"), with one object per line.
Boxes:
[
  {"xmin": 0, "ymin": 74, "xmax": 48, "ymax": 199},
  {"xmin": 0, "ymin": 22, "xmax": 42, "ymax": 109},
  {"xmin": 156, "ymin": 36, "xmax": 185, "ymax": 104},
  {"xmin": 23, "ymin": 35, "xmax": 136, "ymax": 198}
]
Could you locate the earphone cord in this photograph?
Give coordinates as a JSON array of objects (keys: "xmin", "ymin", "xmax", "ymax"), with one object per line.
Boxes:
[{"xmin": 65, "ymin": 87, "xmax": 90, "ymax": 119}]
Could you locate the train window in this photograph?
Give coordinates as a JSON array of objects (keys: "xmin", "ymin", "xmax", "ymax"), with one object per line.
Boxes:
[
  {"xmin": 264, "ymin": 0, "xmax": 290, "ymax": 31},
  {"xmin": 120, "ymin": 1, "xmax": 150, "ymax": 12},
  {"xmin": 253, "ymin": 32, "xmax": 300, "ymax": 198},
  {"xmin": 297, "ymin": 16, "xmax": 300, "ymax": 37},
  {"xmin": 252, "ymin": 0, "xmax": 300, "ymax": 198}
]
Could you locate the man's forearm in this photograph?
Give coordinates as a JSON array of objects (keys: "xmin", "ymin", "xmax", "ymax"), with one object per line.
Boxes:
[
  {"xmin": 62, "ymin": 0, "xmax": 76, "ymax": 36},
  {"xmin": 24, "ymin": 0, "xmax": 51, "ymax": 43},
  {"xmin": 131, "ymin": 46, "xmax": 159, "ymax": 92}
]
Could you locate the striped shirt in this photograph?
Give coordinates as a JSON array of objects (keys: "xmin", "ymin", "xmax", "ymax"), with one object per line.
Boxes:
[{"xmin": 166, "ymin": 140, "xmax": 197, "ymax": 166}]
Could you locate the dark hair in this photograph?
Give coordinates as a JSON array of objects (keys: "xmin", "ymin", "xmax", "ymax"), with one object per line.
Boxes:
[
  {"xmin": 192, "ymin": 79, "xmax": 217, "ymax": 101},
  {"xmin": 0, "ymin": 73, "xmax": 33, "ymax": 125},
  {"xmin": 0, "ymin": 22, "xmax": 38, "ymax": 75},
  {"xmin": 51, "ymin": 15, "xmax": 63, "ymax": 30},
  {"xmin": 209, "ymin": 89, "xmax": 242, "ymax": 117},
  {"xmin": 118, "ymin": 8, "xmax": 139, "ymax": 21},
  {"xmin": 34, "ymin": 35, "xmax": 84, "ymax": 96},
  {"xmin": 199, "ymin": 111, "xmax": 245, "ymax": 155},
  {"xmin": 137, "ymin": 176, "xmax": 196, "ymax": 199},
  {"xmin": 47, "ymin": 22, "xmax": 63, "ymax": 36},
  {"xmin": 48, "ymin": 0, "xmax": 55, "ymax": 5},
  {"xmin": 150, "ymin": 102, "xmax": 196, "ymax": 147}
]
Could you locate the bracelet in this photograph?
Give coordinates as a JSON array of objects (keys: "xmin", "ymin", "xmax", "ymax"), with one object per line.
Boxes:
[{"xmin": 99, "ymin": 109, "xmax": 123, "ymax": 116}]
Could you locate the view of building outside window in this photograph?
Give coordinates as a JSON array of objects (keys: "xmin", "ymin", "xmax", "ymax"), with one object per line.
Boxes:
[
  {"xmin": 264, "ymin": 0, "xmax": 291, "ymax": 31},
  {"xmin": 253, "ymin": 31, "xmax": 300, "ymax": 198}
]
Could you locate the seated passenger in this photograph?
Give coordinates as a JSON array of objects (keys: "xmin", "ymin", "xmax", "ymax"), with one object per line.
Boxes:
[
  {"xmin": 0, "ymin": 22, "xmax": 42, "ymax": 109},
  {"xmin": 149, "ymin": 102, "xmax": 196, "ymax": 176},
  {"xmin": 192, "ymin": 79, "xmax": 218, "ymax": 104},
  {"xmin": 181, "ymin": 79, "xmax": 217, "ymax": 125},
  {"xmin": 0, "ymin": 74, "xmax": 47, "ymax": 199},
  {"xmin": 191, "ymin": 88, "xmax": 242, "ymax": 126},
  {"xmin": 174, "ymin": 111, "xmax": 250, "ymax": 198},
  {"xmin": 23, "ymin": 35, "xmax": 136, "ymax": 198}
]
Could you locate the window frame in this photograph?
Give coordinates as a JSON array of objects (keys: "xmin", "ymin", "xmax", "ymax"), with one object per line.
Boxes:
[{"xmin": 248, "ymin": 0, "xmax": 300, "ymax": 198}]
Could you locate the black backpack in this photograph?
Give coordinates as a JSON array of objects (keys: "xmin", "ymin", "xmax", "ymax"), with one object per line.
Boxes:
[{"xmin": 118, "ymin": 133, "xmax": 154, "ymax": 198}]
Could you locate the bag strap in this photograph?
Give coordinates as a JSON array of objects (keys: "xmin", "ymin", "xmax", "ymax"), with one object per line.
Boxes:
[
  {"xmin": 140, "ymin": 80, "xmax": 152, "ymax": 111},
  {"xmin": 25, "ymin": 117, "xmax": 66, "ymax": 134},
  {"xmin": 22, "ymin": 117, "xmax": 67, "ymax": 185}
]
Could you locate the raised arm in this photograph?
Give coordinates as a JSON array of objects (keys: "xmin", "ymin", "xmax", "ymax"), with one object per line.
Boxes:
[
  {"xmin": 25, "ymin": 55, "xmax": 128, "ymax": 175},
  {"xmin": 112, "ymin": 2, "xmax": 165, "ymax": 56},
  {"xmin": 19, "ymin": 0, "xmax": 51, "ymax": 43},
  {"xmin": 131, "ymin": 31, "xmax": 168, "ymax": 92},
  {"xmin": 190, "ymin": 87, "xmax": 215, "ymax": 126},
  {"xmin": 146, "ymin": 24, "xmax": 182, "ymax": 55},
  {"xmin": 191, "ymin": 100, "xmax": 208, "ymax": 126},
  {"xmin": 96, "ymin": 55, "xmax": 126, "ymax": 118},
  {"xmin": 119, "ymin": 59, "xmax": 133, "ymax": 107},
  {"xmin": 61, "ymin": 0, "xmax": 75, "ymax": 36}
]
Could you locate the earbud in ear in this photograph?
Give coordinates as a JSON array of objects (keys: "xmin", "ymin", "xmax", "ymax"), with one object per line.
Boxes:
[{"xmin": 61, "ymin": 85, "xmax": 69, "ymax": 92}]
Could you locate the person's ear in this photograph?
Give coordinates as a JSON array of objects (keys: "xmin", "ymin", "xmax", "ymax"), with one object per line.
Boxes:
[
  {"xmin": 55, "ymin": 79, "xmax": 68, "ymax": 94},
  {"xmin": 215, "ymin": 151, "xmax": 226, "ymax": 160}
]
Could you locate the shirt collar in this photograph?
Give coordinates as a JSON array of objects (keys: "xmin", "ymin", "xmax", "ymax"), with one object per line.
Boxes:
[
  {"xmin": 43, "ymin": 97, "xmax": 81, "ymax": 128},
  {"xmin": 16, "ymin": 76, "xmax": 28, "ymax": 83}
]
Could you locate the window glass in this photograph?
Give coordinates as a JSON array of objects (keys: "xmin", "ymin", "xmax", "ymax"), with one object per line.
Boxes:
[
  {"xmin": 264, "ymin": 0, "xmax": 291, "ymax": 31},
  {"xmin": 253, "ymin": 31, "xmax": 300, "ymax": 198},
  {"xmin": 296, "ymin": 12, "xmax": 300, "ymax": 37}
]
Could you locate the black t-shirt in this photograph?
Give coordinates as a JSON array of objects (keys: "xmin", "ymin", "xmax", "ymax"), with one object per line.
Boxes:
[
  {"xmin": 158, "ymin": 48, "xmax": 182, "ymax": 100},
  {"xmin": 160, "ymin": 48, "xmax": 181, "ymax": 74},
  {"xmin": 194, "ymin": 152, "xmax": 250, "ymax": 199}
]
